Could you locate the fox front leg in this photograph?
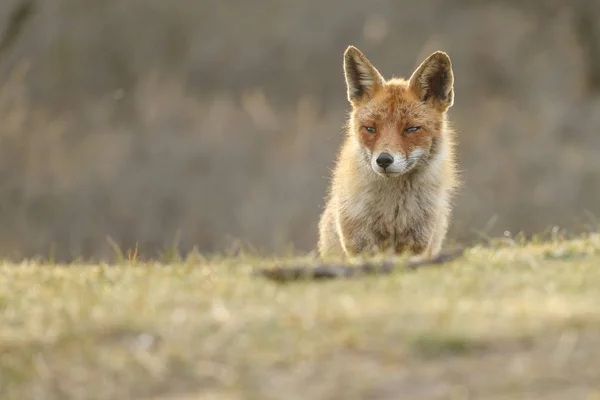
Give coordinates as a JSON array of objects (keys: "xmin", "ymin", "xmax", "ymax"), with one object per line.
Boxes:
[{"xmin": 336, "ymin": 215, "xmax": 377, "ymax": 257}]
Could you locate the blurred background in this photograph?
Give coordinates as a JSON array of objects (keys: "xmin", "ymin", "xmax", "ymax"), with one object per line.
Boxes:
[{"xmin": 0, "ymin": 0, "xmax": 599, "ymax": 262}]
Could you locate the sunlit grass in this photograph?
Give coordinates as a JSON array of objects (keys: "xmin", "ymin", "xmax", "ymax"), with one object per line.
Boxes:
[{"xmin": 2, "ymin": 234, "xmax": 600, "ymax": 399}]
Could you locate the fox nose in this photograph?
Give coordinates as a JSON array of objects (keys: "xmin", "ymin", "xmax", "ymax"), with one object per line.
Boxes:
[{"xmin": 376, "ymin": 153, "xmax": 394, "ymax": 169}]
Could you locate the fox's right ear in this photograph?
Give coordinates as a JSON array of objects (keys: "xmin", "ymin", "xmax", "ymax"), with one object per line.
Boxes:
[{"xmin": 343, "ymin": 46, "xmax": 384, "ymax": 105}]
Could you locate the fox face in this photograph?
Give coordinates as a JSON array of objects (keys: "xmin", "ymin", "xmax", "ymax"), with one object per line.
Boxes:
[{"xmin": 343, "ymin": 46, "xmax": 454, "ymax": 177}]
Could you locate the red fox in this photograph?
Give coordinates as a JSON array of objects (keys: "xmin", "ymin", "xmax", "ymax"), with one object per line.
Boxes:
[{"xmin": 318, "ymin": 46, "xmax": 459, "ymax": 261}]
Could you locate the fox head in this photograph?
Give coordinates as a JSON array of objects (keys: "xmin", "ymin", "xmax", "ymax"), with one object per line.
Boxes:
[{"xmin": 343, "ymin": 46, "xmax": 454, "ymax": 177}]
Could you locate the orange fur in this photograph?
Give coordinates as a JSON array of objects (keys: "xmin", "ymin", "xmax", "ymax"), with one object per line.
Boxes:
[{"xmin": 318, "ymin": 46, "xmax": 459, "ymax": 260}]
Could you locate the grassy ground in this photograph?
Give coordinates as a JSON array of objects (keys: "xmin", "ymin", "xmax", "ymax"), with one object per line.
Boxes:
[{"xmin": 1, "ymin": 234, "xmax": 600, "ymax": 400}]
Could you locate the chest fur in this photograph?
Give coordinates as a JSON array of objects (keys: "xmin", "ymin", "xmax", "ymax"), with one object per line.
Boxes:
[{"xmin": 340, "ymin": 178, "xmax": 438, "ymax": 251}]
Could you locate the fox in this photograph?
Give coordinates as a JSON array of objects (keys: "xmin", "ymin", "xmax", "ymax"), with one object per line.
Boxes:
[{"xmin": 317, "ymin": 46, "xmax": 459, "ymax": 262}]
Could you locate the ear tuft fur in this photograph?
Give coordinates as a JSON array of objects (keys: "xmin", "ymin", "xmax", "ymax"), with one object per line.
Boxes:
[
  {"xmin": 409, "ymin": 51, "xmax": 454, "ymax": 111},
  {"xmin": 343, "ymin": 46, "xmax": 384, "ymax": 104}
]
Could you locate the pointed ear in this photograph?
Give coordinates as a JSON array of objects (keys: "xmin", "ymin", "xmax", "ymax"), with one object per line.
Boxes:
[
  {"xmin": 343, "ymin": 46, "xmax": 384, "ymax": 105},
  {"xmin": 408, "ymin": 51, "xmax": 454, "ymax": 112}
]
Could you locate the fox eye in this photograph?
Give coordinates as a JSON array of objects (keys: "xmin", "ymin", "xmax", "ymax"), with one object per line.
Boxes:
[
  {"xmin": 403, "ymin": 126, "xmax": 421, "ymax": 135},
  {"xmin": 363, "ymin": 126, "xmax": 376, "ymax": 134}
]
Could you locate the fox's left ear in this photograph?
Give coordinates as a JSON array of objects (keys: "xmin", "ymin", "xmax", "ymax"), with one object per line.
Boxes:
[{"xmin": 408, "ymin": 51, "xmax": 454, "ymax": 112}]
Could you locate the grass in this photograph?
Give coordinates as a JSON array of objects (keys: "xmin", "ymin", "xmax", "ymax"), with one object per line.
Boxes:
[{"xmin": 2, "ymin": 234, "xmax": 600, "ymax": 399}]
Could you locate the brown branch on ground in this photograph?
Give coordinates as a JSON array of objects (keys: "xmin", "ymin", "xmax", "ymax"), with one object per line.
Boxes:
[{"xmin": 254, "ymin": 247, "xmax": 466, "ymax": 283}]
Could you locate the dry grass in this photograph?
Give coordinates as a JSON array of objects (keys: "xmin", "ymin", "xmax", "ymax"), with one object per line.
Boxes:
[{"xmin": 2, "ymin": 234, "xmax": 600, "ymax": 399}]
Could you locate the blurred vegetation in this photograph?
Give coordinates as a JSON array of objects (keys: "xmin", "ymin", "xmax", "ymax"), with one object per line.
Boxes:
[
  {"xmin": 0, "ymin": 0, "xmax": 599, "ymax": 261},
  {"xmin": 2, "ymin": 236, "xmax": 600, "ymax": 399}
]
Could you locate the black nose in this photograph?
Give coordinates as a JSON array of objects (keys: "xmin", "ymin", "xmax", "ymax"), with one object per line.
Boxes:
[{"xmin": 376, "ymin": 153, "xmax": 394, "ymax": 169}]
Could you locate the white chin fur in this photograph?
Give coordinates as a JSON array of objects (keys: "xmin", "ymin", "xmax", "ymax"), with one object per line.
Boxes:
[{"xmin": 373, "ymin": 169, "xmax": 403, "ymax": 177}]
